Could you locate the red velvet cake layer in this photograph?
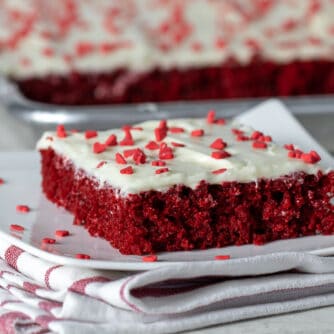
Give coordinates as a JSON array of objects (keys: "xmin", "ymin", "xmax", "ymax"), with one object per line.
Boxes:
[
  {"xmin": 40, "ymin": 148, "xmax": 334, "ymax": 255},
  {"xmin": 17, "ymin": 60, "xmax": 334, "ymax": 105}
]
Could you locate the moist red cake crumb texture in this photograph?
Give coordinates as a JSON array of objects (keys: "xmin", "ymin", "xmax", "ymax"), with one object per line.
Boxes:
[
  {"xmin": 40, "ymin": 148, "xmax": 334, "ymax": 255},
  {"xmin": 17, "ymin": 60, "xmax": 334, "ymax": 105}
]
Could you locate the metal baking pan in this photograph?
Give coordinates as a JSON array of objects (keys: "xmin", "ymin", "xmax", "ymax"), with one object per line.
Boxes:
[{"xmin": 1, "ymin": 76, "xmax": 333, "ymax": 153}]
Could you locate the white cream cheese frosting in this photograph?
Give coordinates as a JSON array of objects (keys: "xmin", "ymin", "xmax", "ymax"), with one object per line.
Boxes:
[
  {"xmin": 1, "ymin": 0, "xmax": 334, "ymax": 78},
  {"xmin": 37, "ymin": 116, "xmax": 322, "ymax": 196}
]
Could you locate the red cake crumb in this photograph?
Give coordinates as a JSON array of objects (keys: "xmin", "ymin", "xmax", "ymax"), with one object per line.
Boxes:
[{"xmin": 39, "ymin": 148, "xmax": 334, "ymax": 255}]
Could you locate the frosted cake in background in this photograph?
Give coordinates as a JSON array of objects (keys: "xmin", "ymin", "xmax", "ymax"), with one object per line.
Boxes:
[{"xmin": 1, "ymin": 0, "xmax": 334, "ymax": 104}]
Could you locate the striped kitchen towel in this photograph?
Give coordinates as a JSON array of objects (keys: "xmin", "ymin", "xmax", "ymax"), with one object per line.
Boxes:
[{"xmin": 2, "ymin": 239, "xmax": 334, "ymax": 333}]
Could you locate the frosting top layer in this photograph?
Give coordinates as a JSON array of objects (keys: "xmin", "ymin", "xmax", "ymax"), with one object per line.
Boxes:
[
  {"xmin": 37, "ymin": 114, "xmax": 322, "ymax": 195},
  {"xmin": 1, "ymin": 0, "xmax": 334, "ymax": 78}
]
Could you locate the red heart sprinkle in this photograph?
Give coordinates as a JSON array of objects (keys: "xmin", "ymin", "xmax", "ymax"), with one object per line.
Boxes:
[
  {"xmin": 171, "ymin": 142, "xmax": 185, "ymax": 147},
  {"xmin": 302, "ymin": 150, "xmax": 321, "ymax": 164},
  {"xmin": 207, "ymin": 110, "xmax": 216, "ymax": 124},
  {"xmin": 155, "ymin": 167, "xmax": 169, "ymax": 174},
  {"xmin": 191, "ymin": 129, "xmax": 204, "ymax": 137},
  {"xmin": 105, "ymin": 134, "xmax": 117, "ymax": 146},
  {"xmin": 85, "ymin": 130, "xmax": 97, "ymax": 139},
  {"xmin": 133, "ymin": 149, "xmax": 146, "ymax": 165},
  {"xmin": 10, "ymin": 224, "xmax": 25, "ymax": 232},
  {"xmin": 145, "ymin": 141, "xmax": 160, "ymax": 150},
  {"xmin": 214, "ymin": 255, "xmax": 230, "ymax": 260},
  {"xmin": 232, "ymin": 128, "xmax": 244, "ymax": 136},
  {"xmin": 55, "ymin": 230, "xmax": 70, "ymax": 237},
  {"xmin": 288, "ymin": 151, "xmax": 296, "ymax": 158},
  {"xmin": 158, "ymin": 120, "xmax": 168, "ymax": 129},
  {"xmin": 251, "ymin": 131, "xmax": 263, "ymax": 140},
  {"xmin": 56, "ymin": 124, "xmax": 67, "ymax": 138},
  {"xmin": 115, "ymin": 153, "xmax": 127, "ymax": 164},
  {"xmin": 159, "ymin": 147, "xmax": 174, "ymax": 160},
  {"xmin": 76, "ymin": 42, "xmax": 95, "ymax": 56},
  {"xmin": 284, "ymin": 144, "xmax": 295, "ymax": 151},
  {"xmin": 120, "ymin": 166, "xmax": 134, "ymax": 175},
  {"xmin": 142, "ymin": 255, "xmax": 158, "ymax": 262},
  {"xmin": 211, "ymin": 151, "xmax": 231, "ymax": 159},
  {"xmin": 212, "ymin": 168, "xmax": 227, "ymax": 175},
  {"xmin": 263, "ymin": 136, "xmax": 272, "ymax": 142},
  {"xmin": 169, "ymin": 127, "xmax": 184, "ymax": 133},
  {"xmin": 236, "ymin": 135, "xmax": 250, "ymax": 141},
  {"xmin": 151, "ymin": 160, "xmax": 166, "ymax": 166},
  {"xmin": 93, "ymin": 142, "xmax": 106, "ymax": 154},
  {"xmin": 155, "ymin": 128, "xmax": 167, "ymax": 142},
  {"xmin": 96, "ymin": 161, "xmax": 106, "ymax": 168},
  {"xmin": 119, "ymin": 130, "xmax": 134, "ymax": 146},
  {"xmin": 123, "ymin": 149, "xmax": 137, "ymax": 158},
  {"xmin": 210, "ymin": 138, "xmax": 226, "ymax": 150},
  {"xmin": 294, "ymin": 149, "xmax": 303, "ymax": 159},
  {"xmin": 16, "ymin": 205, "xmax": 30, "ymax": 213},
  {"xmin": 252, "ymin": 141, "xmax": 267, "ymax": 149},
  {"xmin": 122, "ymin": 125, "xmax": 132, "ymax": 131},
  {"xmin": 75, "ymin": 253, "xmax": 91, "ymax": 260},
  {"xmin": 42, "ymin": 238, "xmax": 56, "ymax": 244},
  {"xmin": 310, "ymin": 150, "xmax": 321, "ymax": 162}
]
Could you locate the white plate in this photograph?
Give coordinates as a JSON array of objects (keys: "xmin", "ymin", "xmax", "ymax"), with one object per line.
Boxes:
[{"xmin": 0, "ymin": 100, "xmax": 333, "ymax": 271}]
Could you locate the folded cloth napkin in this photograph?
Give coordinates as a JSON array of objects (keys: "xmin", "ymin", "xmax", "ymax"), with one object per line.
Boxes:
[{"xmin": 2, "ymin": 239, "xmax": 334, "ymax": 334}]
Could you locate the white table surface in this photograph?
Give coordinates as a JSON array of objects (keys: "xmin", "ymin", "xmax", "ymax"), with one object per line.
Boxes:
[{"xmin": 1, "ymin": 105, "xmax": 334, "ymax": 333}]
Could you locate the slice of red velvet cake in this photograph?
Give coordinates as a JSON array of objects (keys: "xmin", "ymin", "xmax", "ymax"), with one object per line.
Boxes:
[{"xmin": 37, "ymin": 112, "xmax": 334, "ymax": 255}]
